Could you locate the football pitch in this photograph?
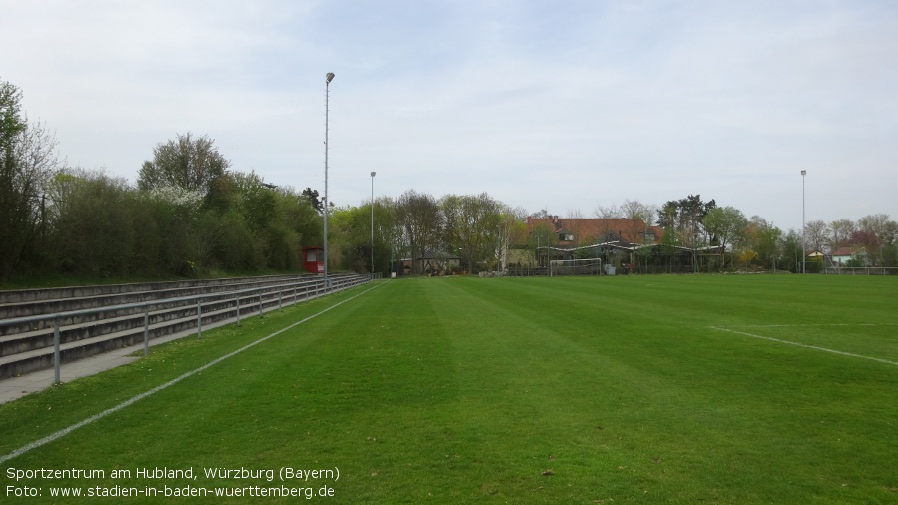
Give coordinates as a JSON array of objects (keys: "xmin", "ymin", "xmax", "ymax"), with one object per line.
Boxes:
[{"xmin": 1, "ymin": 275, "xmax": 896, "ymax": 504}]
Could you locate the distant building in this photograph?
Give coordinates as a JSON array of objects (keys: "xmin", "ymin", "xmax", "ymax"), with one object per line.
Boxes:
[
  {"xmin": 830, "ymin": 246, "xmax": 870, "ymax": 266},
  {"xmin": 509, "ymin": 216, "xmax": 665, "ymax": 267},
  {"xmin": 508, "ymin": 216, "xmax": 727, "ymax": 274},
  {"xmin": 396, "ymin": 249, "xmax": 461, "ymax": 276}
]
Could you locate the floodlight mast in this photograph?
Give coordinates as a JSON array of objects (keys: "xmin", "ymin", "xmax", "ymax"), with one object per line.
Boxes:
[
  {"xmin": 801, "ymin": 170, "xmax": 807, "ymax": 274},
  {"xmin": 371, "ymin": 171, "xmax": 376, "ymax": 276},
  {"xmin": 324, "ymin": 73, "xmax": 335, "ymax": 287}
]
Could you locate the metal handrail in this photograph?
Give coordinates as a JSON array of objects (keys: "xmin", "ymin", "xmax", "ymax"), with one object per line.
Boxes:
[
  {"xmin": 0, "ymin": 274, "xmax": 371, "ymax": 382},
  {"xmin": 822, "ymin": 266, "xmax": 898, "ymax": 275}
]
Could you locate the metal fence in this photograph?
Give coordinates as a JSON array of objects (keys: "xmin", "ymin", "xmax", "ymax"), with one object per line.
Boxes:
[{"xmin": 822, "ymin": 267, "xmax": 898, "ymax": 275}]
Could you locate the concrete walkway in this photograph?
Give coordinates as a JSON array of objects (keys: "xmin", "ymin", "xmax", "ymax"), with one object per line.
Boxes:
[{"xmin": 0, "ymin": 347, "xmax": 142, "ymax": 404}]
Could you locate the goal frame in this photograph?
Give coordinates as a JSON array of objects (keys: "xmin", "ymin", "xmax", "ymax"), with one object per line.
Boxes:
[{"xmin": 549, "ymin": 257, "xmax": 604, "ymax": 276}]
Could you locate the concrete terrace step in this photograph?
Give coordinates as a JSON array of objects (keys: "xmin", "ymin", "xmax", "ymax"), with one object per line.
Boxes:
[
  {"xmin": 0, "ymin": 277, "xmax": 325, "ymax": 338},
  {"xmin": 0, "ymin": 287, "xmax": 317, "ymax": 378},
  {"xmin": 0, "ymin": 275, "xmax": 303, "ymax": 304},
  {"xmin": 0, "ymin": 274, "xmax": 368, "ymax": 380},
  {"xmin": 0, "ymin": 274, "xmax": 315, "ymax": 322},
  {"xmin": 1, "ymin": 290, "xmax": 269, "ymax": 357}
]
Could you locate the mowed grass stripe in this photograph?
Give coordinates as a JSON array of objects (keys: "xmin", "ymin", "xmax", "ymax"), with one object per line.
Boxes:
[
  {"xmin": 414, "ymin": 276, "xmax": 898, "ymax": 502},
  {"xmin": 1, "ymin": 276, "xmax": 896, "ymax": 504},
  {"xmin": 377, "ymin": 276, "xmax": 897, "ymax": 502}
]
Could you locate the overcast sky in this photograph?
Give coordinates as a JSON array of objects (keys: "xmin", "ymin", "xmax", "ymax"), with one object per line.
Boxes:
[{"xmin": 3, "ymin": 0, "xmax": 896, "ymax": 231}]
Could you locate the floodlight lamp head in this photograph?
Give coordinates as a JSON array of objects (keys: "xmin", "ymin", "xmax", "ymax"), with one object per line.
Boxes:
[
  {"xmin": 371, "ymin": 171, "xmax": 377, "ymax": 177},
  {"xmin": 326, "ymin": 73, "xmax": 335, "ymax": 83},
  {"xmin": 801, "ymin": 170, "xmax": 806, "ymax": 176}
]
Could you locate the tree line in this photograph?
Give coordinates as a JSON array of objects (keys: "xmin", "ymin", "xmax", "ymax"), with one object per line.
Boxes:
[
  {"xmin": 1, "ymin": 79, "xmax": 322, "ymax": 281},
  {"xmin": 302, "ymin": 191, "xmax": 898, "ymax": 275},
  {"xmin": 330, "ymin": 190, "xmax": 526, "ymax": 275},
  {"xmin": 3, "ymin": 77, "xmax": 895, "ymax": 283}
]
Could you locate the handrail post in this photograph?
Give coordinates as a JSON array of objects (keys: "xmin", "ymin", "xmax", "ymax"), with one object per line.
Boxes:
[
  {"xmin": 143, "ymin": 305, "xmax": 149, "ymax": 356},
  {"xmin": 53, "ymin": 316, "xmax": 61, "ymax": 383},
  {"xmin": 236, "ymin": 294, "xmax": 241, "ymax": 326},
  {"xmin": 197, "ymin": 299, "xmax": 203, "ymax": 338}
]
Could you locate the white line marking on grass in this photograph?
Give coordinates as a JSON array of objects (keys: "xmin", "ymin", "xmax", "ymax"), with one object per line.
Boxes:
[
  {"xmin": 0, "ymin": 283, "xmax": 384, "ymax": 465},
  {"xmin": 709, "ymin": 326, "xmax": 898, "ymax": 367},
  {"xmin": 730, "ymin": 323, "xmax": 898, "ymax": 328}
]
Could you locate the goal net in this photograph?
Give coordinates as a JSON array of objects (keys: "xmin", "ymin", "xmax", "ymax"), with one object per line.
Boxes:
[{"xmin": 549, "ymin": 257, "xmax": 603, "ymax": 276}]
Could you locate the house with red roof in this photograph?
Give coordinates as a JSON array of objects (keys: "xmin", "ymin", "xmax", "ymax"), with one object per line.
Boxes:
[{"xmin": 508, "ymin": 216, "xmax": 667, "ymax": 271}]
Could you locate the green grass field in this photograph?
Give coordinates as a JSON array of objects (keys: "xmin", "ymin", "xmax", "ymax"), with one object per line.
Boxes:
[{"xmin": 2, "ymin": 275, "xmax": 897, "ymax": 504}]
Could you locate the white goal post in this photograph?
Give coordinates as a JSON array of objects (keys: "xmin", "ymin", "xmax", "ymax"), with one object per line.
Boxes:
[{"xmin": 549, "ymin": 257, "xmax": 603, "ymax": 276}]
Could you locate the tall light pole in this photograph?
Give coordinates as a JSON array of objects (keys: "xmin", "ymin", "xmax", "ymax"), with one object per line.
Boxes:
[
  {"xmin": 370, "ymin": 171, "xmax": 376, "ymax": 275},
  {"xmin": 323, "ymin": 72, "xmax": 335, "ymax": 286},
  {"xmin": 801, "ymin": 170, "xmax": 807, "ymax": 274}
]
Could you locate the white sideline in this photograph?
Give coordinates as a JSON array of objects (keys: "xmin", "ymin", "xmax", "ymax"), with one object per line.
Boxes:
[
  {"xmin": 709, "ymin": 326, "xmax": 898, "ymax": 367},
  {"xmin": 0, "ymin": 283, "xmax": 383, "ymax": 465}
]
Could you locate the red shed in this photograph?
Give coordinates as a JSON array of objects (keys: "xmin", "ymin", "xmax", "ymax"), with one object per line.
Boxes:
[{"xmin": 302, "ymin": 246, "xmax": 324, "ymax": 274}]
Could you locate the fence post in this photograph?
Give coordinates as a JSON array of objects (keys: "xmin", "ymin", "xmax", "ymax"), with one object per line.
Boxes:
[
  {"xmin": 236, "ymin": 294, "xmax": 241, "ymax": 327},
  {"xmin": 279, "ymin": 291, "xmax": 283, "ymax": 311},
  {"xmin": 259, "ymin": 293, "xmax": 263, "ymax": 317},
  {"xmin": 53, "ymin": 316, "xmax": 61, "ymax": 383},
  {"xmin": 197, "ymin": 299, "xmax": 203, "ymax": 338},
  {"xmin": 143, "ymin": 306, "xmax": 149, "ymax": 356}
]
